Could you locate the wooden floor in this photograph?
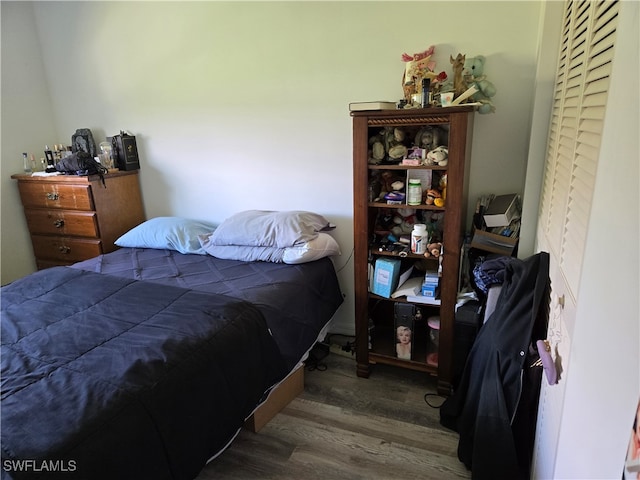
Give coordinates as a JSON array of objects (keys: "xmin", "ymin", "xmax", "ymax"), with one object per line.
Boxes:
[{"xmin": 197, "ymin": 352, "xmax": 471, "ymax": 480}]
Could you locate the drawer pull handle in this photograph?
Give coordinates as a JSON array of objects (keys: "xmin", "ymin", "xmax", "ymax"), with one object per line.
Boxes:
[
  {"xmin": 58, "ymin": 246, "xmax": 71, "ymax": 254},
  {"xmin": 54, "ymin": 219, "xmax": 64, "ymax": 228},
  {"xmin": 46, "ymin": 193, "xmax": 59, "ymax": 201}
]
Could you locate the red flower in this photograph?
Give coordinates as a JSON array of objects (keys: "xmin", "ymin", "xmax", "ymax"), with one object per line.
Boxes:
[{"xmin": 436, "ymin": 71, "xmax": 448, "ymax": 82}]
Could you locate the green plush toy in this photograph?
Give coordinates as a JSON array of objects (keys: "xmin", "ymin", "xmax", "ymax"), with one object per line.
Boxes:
[{"xmin": 463, "ymin": 55, "xmax": 497, "ymax": 114}]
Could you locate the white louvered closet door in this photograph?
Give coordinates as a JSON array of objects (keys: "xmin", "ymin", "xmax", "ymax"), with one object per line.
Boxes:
[{"xmin": 532, "ymin": 1, "xmax": 619, "ymax": 478}]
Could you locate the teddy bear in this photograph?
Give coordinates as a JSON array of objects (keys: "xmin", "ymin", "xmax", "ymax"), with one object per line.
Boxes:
[
  {"xmin": 390, "ymin": 208, "xmax": 416, "ymax": 237},
  {"xmin": 380, "ymin": 171, "xmax": 405, "ymax": 195},
  {"xmin": 424, "ymin": 242, "xmax": 443, "ymax": 258},
  {"xmin": 462, "ymin": 55, "xmax": 497, "ymax": 114},
  {"xmin": 414, "ymin": 126, "xmax": 447, "ymax": 152},
  {"xmin": 425, "ymin": 146, "xmax": 448, "ymax": 167},
  {"xmin": 424, "ymin": 188, "xmax": 442, "ymax": 206}
]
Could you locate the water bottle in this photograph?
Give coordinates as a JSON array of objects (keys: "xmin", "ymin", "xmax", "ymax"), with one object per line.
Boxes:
[{"xmin": 22, "ymin": 153, "xmax": 32, "ymax": 173}]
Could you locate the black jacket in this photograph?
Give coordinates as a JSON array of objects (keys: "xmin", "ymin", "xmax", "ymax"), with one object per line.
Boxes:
[{"xmin": 440, "ymin": 252, "xmax": 550, "ymax": 480}]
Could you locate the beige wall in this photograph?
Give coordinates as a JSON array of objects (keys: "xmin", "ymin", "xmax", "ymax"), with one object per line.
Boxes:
[
  {"xmin": 1, "ymin": 1, "xmax": 543, "ymax": 335},
  {"xmin": 1, "ymin": 2, "xmax": 58, "ymax": 280},
  {"xmin": 2, "ymin": 3, "xmax": 638, "ymax": 478}
]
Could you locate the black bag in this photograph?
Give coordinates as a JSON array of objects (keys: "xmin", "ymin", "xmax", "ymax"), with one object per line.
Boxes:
[
  {"xmin": 55, "ymin": 151, "xmax": 105, "ymax": 175},
  {"xmin": 55, "ymin": 151, "xmax": 108, "ymax": 186}
]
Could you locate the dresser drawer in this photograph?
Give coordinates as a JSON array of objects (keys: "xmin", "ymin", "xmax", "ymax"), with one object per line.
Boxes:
[
  {"xmin": 12, "ymin": 171, "xmax": 145, "ymax": 271},
  {"xmin": 31, "ymin": 235, "xmax": 102, "ymax": 263},
  {"xmin": 25, "ymin": 209, "xmax": 99, "ymax": 237},
  {"xmin": 18, "ymin": 183, "xmax": 94, "ymax": 211}
]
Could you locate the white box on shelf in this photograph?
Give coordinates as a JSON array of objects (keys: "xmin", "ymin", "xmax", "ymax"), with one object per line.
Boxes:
[{"xmin": 483, "ymin": 193, "xmax": 519, "ymax": 227}]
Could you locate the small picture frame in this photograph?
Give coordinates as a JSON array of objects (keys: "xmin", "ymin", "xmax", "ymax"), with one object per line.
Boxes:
[
  {"xmin": 402, "ymin": 147, "xmax": 426, "ymax": 166},
  {"xmin": 394, "ymin": 303, "xmax": 415, "ymax": 361},
  {"xmin": 406, "ymin": 147, "xmax": 426, "ymax": 160}
]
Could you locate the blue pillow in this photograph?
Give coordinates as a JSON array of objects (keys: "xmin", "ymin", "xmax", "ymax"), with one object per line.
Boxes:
[{"xmin": 115, "ymin": 217, "xmax": 216, "ymax": 255}]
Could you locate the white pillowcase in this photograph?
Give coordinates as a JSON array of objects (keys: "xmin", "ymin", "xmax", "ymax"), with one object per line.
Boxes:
[
  {"xmin": 199, "ymin": 232, "xmax": 340, "ymax": 264},
  {"xmin": 282, "ymin": 233, "xmax": 341, "ymax": 264},
  {"xmin": 115, "ymin": 217, "xmax": 217, "ymax": 255}
]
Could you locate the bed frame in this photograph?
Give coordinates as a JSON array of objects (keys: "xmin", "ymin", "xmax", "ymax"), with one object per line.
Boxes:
[{"xmin": 245, "ymin": 364, "xmax": 305, "ymax": 433}]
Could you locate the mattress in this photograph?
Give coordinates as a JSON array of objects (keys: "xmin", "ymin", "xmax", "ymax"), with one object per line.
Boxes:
[{"xmin": 71, "ymin": 247, "xmax": 344, "ymax": 371}]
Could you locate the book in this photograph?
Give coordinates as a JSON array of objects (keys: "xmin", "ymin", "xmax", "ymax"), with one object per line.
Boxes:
[
  {"xmin": 349, "ymin": 101, "xmax": 397, "ymax": 111},
  {"xmin": 371, "ymin": 257, "xmax": 401, "ymax": 298},
  {"xmin": 391, "ymin": 276, "xmax": 422, "ymax": 299},
  {"xmin": 406, "ymin": 293, "xmax": 441, "ymax": 306}
]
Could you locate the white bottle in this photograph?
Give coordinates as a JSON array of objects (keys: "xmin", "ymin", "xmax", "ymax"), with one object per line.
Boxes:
[
  {"xmin": 407, "ymin": 178, "xmax": 422, "ymax": 205},
  {"xmin": 411, "ymin": 224, "xmax": 428, "ymax": 254}
]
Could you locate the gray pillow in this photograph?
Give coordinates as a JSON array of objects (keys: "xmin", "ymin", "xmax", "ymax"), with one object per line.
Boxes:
[{"xmin": 206, "ymin": 210, "xmax": 333, "ymax": 248}]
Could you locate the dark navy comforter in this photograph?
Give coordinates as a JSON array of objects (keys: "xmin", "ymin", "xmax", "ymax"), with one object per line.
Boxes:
[
  {"xmin": 71, "ymin": 248, "xmax": 345, "ymax": 372},
  {"xmin": 0, "ymin": 263, "xmax": 308, "ymax": 479}
]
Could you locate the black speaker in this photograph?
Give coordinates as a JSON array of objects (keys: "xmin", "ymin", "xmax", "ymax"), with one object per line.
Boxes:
[{"xmin": 452, "ymin": 300, "xmax": 483, "ymax": 389}]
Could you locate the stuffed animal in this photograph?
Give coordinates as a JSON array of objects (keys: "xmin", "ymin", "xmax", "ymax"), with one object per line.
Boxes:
[
  {"xmin": 424, "ymin": 188, "xmax": 442, "ymax": 205},
  {"xmin": 462, "ymin": 55, "xmax": 496, "ymax": 114},
  {"xmin": 391, "ymin": 208, "xmax": 416, "ymax": 237},
  {"xmin": 389, "ymin": 144, "xmax": 408, "ymax": 160},
  {"xmin": 424, "ymin": 242, "xmax": 443, "ymax": 258},
  {"xmin": 380, "ymin": 171, "xmax": 405, "ymax": 194},
  {"xmin": 368, "ymin": 127, "xmax": 409, "ymax": 162},
  {"xmin": 415, "ymin": 126, "xmax": 448, "ymax": 152},
  {"xmin": 425, "ymin": 146, "xmax": 448, "ymax": 167},
  {"xmin": 438, "ymin": 172, "xmax": 448, "ymax": 202}
]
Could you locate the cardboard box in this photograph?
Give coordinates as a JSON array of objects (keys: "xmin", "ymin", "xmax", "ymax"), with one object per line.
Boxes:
[
  {"xmin": 244, "ymin": 364, "xmax": 304, "ymax": 433},
  {"xmin": 470, "ymin": 229, "xmax": 518, "ymax": 256},
  {"xmin": 421, "ymin": 283, "xmax": 438, "ymax": 297},
  {"xmin": 372, "ymin": 257, "xmax": 402, "ymax": 298},
  {"xmin": 483, "ymin": 193, "xmax": 519, "ymax": 227}
]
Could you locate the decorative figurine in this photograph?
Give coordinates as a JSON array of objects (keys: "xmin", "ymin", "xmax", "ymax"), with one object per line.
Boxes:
[
  {"xmin": 450, "ymin": 53, "xmax": 467, "ymax": 100},
  {"xmin": 402, "ymin": 46, "xmax": 436, "ymax": 103},
  {"xmin": 400, "ymin": 46, "xmax": 447, "ymax": 107},
  {"xmin": 71, "ymin": 128, "xmax": 97, "ymax": 158}
]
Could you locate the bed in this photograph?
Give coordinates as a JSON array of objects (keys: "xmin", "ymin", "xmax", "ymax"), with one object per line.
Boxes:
[{"xmin": 1, "ymin": 212, "xmax": 344, "ymax": 480}]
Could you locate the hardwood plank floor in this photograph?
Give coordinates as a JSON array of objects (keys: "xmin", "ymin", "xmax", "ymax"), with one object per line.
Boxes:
[{"xmin": 198, "ymin": 352, "xmax": 471, "ymax": 479}]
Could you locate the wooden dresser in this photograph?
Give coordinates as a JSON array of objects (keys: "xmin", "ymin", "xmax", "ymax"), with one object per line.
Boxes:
[{"xmin": 12, "ymin": 171, "xmax": 145, "ymax": 270}]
